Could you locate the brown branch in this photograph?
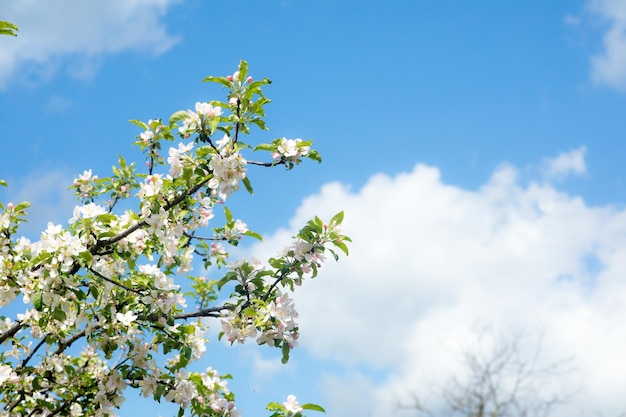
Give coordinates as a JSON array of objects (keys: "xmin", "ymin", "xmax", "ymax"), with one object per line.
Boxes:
[
  {"xmin": 20, "ymin": 335, "xmax": 48, "ymax": 368},
  {"xmin": 0, "ymin": 322, "xmax": 22, "ymax": 344},
  {"xmin": 247, "ymin": 160, "xmax": 285, "ymax": 167},
  {"xmin": 183, "ymin": 231, "xmax": 227, "ymax": 242},
  {"xmin": 90, "ymin": 176, "xmax": 211, "ymax": 254},
  {"xmin": 174, "ymin": 305, "xmax": 233, "ymax": 320},
  {"xmin": 55, "ymin": 328, "xmax": 96, "ymax": 356},
  {"xmin": 88, "ymin": 267, "xmax": 142, "ymax": 295}
]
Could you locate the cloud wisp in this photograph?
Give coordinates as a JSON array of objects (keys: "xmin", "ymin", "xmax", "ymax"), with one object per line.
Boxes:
[
  {"xmin": 588, "ymin": 0, "xmax": 626, "ymax": 91},
  {"xmin": 542, "ymin": 146, "xmax": 587, "ymax": 180},
  {"xmin": 248, "ymin": 149, "xmax": 626, "ymax": 417},
  {"xmin": 0, "ymin": 0, "xmax": 181, "ymax": 88}
]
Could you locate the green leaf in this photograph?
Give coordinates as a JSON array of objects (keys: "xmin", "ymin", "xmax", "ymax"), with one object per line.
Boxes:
[
  {"xmin": 223, "ymin": 206, "xmax": 234, "ymax": 227},
  {"xmin": 129, "ymin": 119, "xmax": 148, "ymax": 130},
  {"xmin": 302, "ymin": 404, "xmax": 326, "ymax": 413},
  {"xmin": 208, "ymin": 116, "xmax": 220, "ymax": 135},
  {"xmin": 281, "ymin": 342, "xmax": 290, "ymax": 364},
  {"xmin": 178, "ymin": 325, "xmax": 196, "ymax": 335},
  {"xmin": 154, "ymin": 384, "xmax": 166, "ymax": 401},
  {"xmin": 73, "ymin": 288, "xmax": 87, "ymax": 301},
  {"xmin": 333, "ymin": 241, "xmax": 349, "ymax": 256},
  {"xmin": 0, "ymin": 180, "xmax": 7, "ymax": 187},
  {"xmin": 244, "ymin": 230, "xmax": 263, "ymax": 241},
  {"xmin": 52, "ymin": 307, "xmax": 67, "ymax": 322},
  {"xmin": 178, "ymin": 346, "xmax": 192, "ymax": 368},
  {"xmin": 250, "ymin": 118, "xmax": 268, "ymax": 131},
  {"xmin": 33, "ymin": 292, "xmax": 44, "ymax": 311},
  {"xmin": 237, "ymin": 60, "xmax": 249, "ymax": 82},
  {"xmin": 0, "ymin": 21, "xmax": 18, "ymax": 37},
  {"xmin": 169, "ymin": 110, "xmax": 190, "ymax": 126},
  {"xmin": 202, "ymin": 75, "xmax": 232, "ymax": 88},
  {"xmin": 242, "ymin": 177, "xmax": 254, "ymax": 195},
  {"xmin": 79, "ymin": 250, "xmax": 93, "ymax": 264},
  {"xmin": 90, "ymin": 285, "xmax": 100, "ymax": 300},
  {"xmin": 13, "ymin": 201, "xmax": 30, "ymax": 212},
  {"xmin": 308, "ymin": 150, "xmax": 322, "ymax": 163},
  {"xmin": 266, "ymin": 402, "xmax": 282, "ymax": 411},
  {"xmin": 247, "ymin": 78, "xmax": 272, "ymax": 91},
  {"xmin": 330, "ymin": 211, "xmax": 344, "ymax": 226},
  {"xmin": 253, "ymin": 143, "xmax": 274, "ymax": 152}
]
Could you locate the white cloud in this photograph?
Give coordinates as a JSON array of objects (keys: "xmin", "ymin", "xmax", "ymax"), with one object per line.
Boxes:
[
  {"xmin": 588, "ymin": 0, "xmax": 626, "ymax": 90},
  {"xmin": 0, "ymin": 0, "xmax": 180, "ymax": 88},
  {"xmin": 542, "ymin": 146, "xmax": 587, "ymax": 179},
  {"xmin": 248, "ymin": 149, "xmax": 626, "ymax": 417}
]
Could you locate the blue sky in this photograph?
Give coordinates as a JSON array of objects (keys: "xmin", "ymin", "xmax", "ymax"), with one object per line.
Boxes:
[{"xmin": 2, "ymin": 1, "xmax": 626, "ymax": 416}]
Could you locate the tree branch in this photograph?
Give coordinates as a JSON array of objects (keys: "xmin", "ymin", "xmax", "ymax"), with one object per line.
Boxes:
[
  {"xmin": 88, "ymin": 267, "xmax": 142, "ymax": 295},
  {"xmin": 0, "ymin": 322, "xmax": 22, "ymax": 344},
  {"xmin": 174, "ymin": 305, "xmax": 233, "ymax": 320}
]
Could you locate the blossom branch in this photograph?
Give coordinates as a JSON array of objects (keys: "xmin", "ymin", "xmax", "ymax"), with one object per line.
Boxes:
[
  {"xmin": 20, "ymin": 335, "xmax": 48, "ymax": 369},
  {"xmin": 174, "ymin": 305, "xmax": 233, "ymax": 320},
  {"xmin": 0, "ymin": 322, "xmax": 22, "ymax": 344},
  {"xmin": 88, "ymin": 267, "xmax": 142, "ymax": 295}
]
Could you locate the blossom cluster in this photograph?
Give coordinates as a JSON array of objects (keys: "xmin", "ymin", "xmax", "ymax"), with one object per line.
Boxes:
[
  {"xmin": 178, "ymin": 102, "xmax": 223, "ymax": 138},
  {"xmin": 271, "ymin": 138, "xmax": 310, "ymax": 162},
  {"xmin": 73, "ymin": 169, "xmax": 99, "ymax": 200},
  {"xmin": 0, "ymin": 61, "xmax": 348, "ymax": 417}
]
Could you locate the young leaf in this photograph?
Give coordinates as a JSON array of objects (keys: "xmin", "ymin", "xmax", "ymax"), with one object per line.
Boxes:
[
  {"xmin": 0, "ymin": 21, "xmax": 18, "ymax": 37},
  {"xmin": 129, "ymin": 119, "xmax": 149, "ymax": 130},
  {"xmin": 253, "ymin": 143, "xmax": 274, "ymax": 152},
  {"xmin": 202, "ymin": 76, "xmax": 232, "ymax": 88},
  {"xmin": 244, "ymin": 230, "xmax": 263, "ymax": 241},
  {"xmin": 238, "ymin": 60, "xmax": 249, "ymax": 82},
  {"xmin": 302, "ymin": 404, "xmax": 326, "ymax": 413},
  {"xmin": 223, "ymin": 206, "xmax": 234, "ymax": 227},
  {"xmin": 329, "ymin": 211, "xmax": 344, "ymax": 226},
  {"xmin": 281, "ymin": 343, "xmax": 290, "ymax": 364},
  {"xmin": 33, "ymin": 292, "xmax": 44, "ymax": 311},
  {"xmin": 242, "ymin": 177, "xmax": 254, "ymax": 195}
]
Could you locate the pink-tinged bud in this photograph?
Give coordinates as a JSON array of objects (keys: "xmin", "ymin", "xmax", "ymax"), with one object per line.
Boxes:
[
  {"xmin": 229, "ymin": 97, "xmax": 238, "ymax": 106},
  {"xmin": 226, "ymin": 75, "xmax": 233, "ymax": 82},
  {"xmin": 246, "ymin": 76, "xmax": 252, "ymax": 83},
  {"xmin": 6, "ymin": 202, "xmax": 13, "ymax": 210},
  {"xmin": 146, "ymin": 161, "xmax": 151, "ymax": 168}
]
